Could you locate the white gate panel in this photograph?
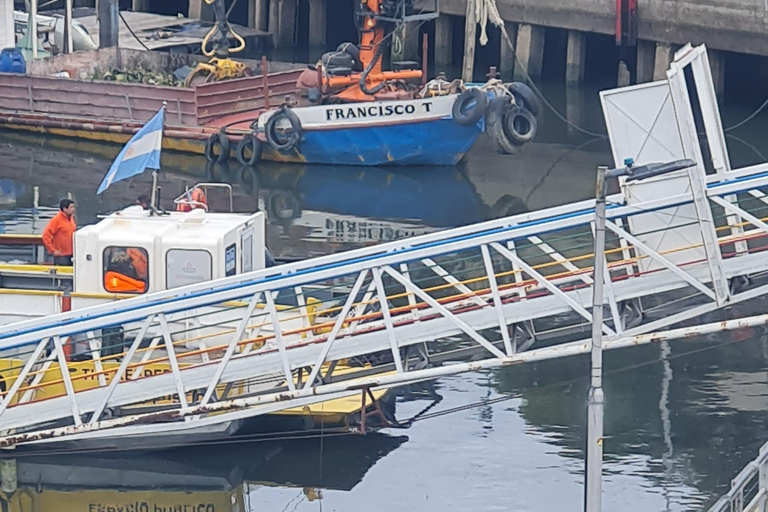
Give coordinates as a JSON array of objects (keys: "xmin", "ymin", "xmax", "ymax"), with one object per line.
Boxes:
[{"xmin": 601, "ymin": 81, "xmax": 704, "ymax": 271}]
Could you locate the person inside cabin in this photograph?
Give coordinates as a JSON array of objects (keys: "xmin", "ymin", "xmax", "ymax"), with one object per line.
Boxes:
[
  {"xmin": 42, "ymin": 199, "xmax": 76, "ymax": 267},
  {"xmin": 176, "ymin": 186, "xmax": 207, "ymax": 212},
  {"xmin": 126, "ymin": 247, "xmax": 148, "ymax": 281},
  {"xmin": 104, "ymin": 247, "xmax": 148, "ymax": 294}
]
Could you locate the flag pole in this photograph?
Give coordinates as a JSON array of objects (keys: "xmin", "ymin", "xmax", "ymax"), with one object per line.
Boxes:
[{"xmin": 150, "ymin": 102, "xmax": 167, "ymax": 213}]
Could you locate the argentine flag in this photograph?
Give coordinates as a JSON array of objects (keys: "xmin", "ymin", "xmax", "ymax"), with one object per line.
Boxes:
[{"xmin": 97, "ymin": 107, "xmax": 165, "ymax": 194}]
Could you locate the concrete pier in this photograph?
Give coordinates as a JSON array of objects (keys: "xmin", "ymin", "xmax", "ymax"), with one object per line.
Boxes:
[
  {"xmin": 499, "ymin": 23, "xmax": 517, "ymax": 81},
  {"xmin": 98, "ymin": 0, "xmax": 118, "ymax": 48},
  {"xmin": 513, "ymin": 24, "xmax": 545, "ymax": 81},
  {"xmin": 653, "ymin": 42, "xmax": 673, "ymax": 81},
  {"xmin": 635, "ymin": 39, "xmax": 656, "ymax": 83},
  {"xmin": 435, "ymin": 15, "xmax": 454, "ymax": 70},
  {"xmin": 617, "ymin": 60, "xmax": 630, "ymax": 86},
  {"xmin": 249, "ymin": 0, "xmax": 268, "ymax": 30},
  {"xmin": 308, "ymin": 0, "xmax": 327, "ymax": 48},
  {"xmin": 278, "ymin": 0, "xmax": 296, "ymax": 47},
  {"xmin": 565, "ymin": 30, "xmax": 586, "ymax": 84},
  {"xmin": 268, "ymin": 0, "xmax": 279, "ymax": 46},
  {"xmin": 426, "ymin": 0, "xmax": 768, "ymax": 58}
]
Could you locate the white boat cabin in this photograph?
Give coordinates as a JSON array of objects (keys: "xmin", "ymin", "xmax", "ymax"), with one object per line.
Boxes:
[{"xmin": 74, "ymin": 206, "xmax": 266, "ymax": 295}]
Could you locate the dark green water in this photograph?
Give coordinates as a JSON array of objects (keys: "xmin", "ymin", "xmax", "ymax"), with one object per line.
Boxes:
[{"xmin": 3, "ymin": 81, "xmax": 768, "ymax": 511}]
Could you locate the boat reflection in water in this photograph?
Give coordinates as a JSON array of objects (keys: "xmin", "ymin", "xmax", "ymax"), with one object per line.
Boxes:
[
  {"xmin": 2, "ymin": 433, "xmax": 407, "ymax": 511},
  {"xmin": 202, "ymin": 161, "xmax": 528, "ymax": 259}
]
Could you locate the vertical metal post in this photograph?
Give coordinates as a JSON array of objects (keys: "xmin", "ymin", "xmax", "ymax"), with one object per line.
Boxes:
[
  {"xmin": 421, "ymin": 32, "xmax": 428, "ymax": 86},
  {"xmin": 64, "ymin": 0, "xmax": 74, "ymax": 53},
  {"xmin": 30, "ymin": 0, "xmax": 38, "ymax": 58},
  {"xmin": 585, "ymin": 166, "xmax": 607, "ymax": 512},
  {"xmin": 150, "ymin": 170, "xmax": 159, "ymax": 211},
  {"xmin": 759, "ymin": 444, "xmax": 768, "ymax": 512},
  {"xmin": 261, "ymin": 56, "xmax": 270, "ymax": 109}
]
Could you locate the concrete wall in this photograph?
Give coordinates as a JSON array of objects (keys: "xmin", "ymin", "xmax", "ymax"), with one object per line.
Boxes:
[{"xmin": 422, "ymin": 0, "xmax": 768, "ymax": 57}]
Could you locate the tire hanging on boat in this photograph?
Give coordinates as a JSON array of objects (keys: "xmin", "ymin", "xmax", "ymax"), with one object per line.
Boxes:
[
  {"xmin": 452, "ymin": 88, "xmax": 488, "ymax": 126},
  {"xmin": 236, "ymin": 133, "xmax": 263, "ymax": 166},
  {"xmin": 503, "ymin": 105, "xmax": 538, "ymax": 146},
  {"xmin": 205, "ymin": 130, "xmax": 231, "ymax": 163},
  {"xmin": 486, "ymin": 97, "xmax": 518, "ymax": 155},
  {"xmin": 265, "ymin": 107, "xmax": 302, "ymax": 152},
  {"xmin": 505, "ymin": 82, "xmax": 541, "ymax": 117}
]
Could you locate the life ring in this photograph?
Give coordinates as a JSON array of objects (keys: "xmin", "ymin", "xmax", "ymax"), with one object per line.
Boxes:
[
  {"xmin": 205, "ymin": 130, "xmax": 231, "ymax": 163},
  {"xmin": 487, "ymin": 97, "xmax": 518, "ymax": 155},
  {"xmin": 452, "ymin": 88, "xmax": 488, "ymax": 126},
  {"xmin": 505, "ymin": 82, "xmax": 541, "ymax": 117},
  {"xmin": 236, "ymin": 133, "xmax": 263, "ymax": 166},
  {"xmin": 503, "ymin": 106, "xmax": 538, "ymax": 146},
  {"xmin": 265, "ymin": 107, "xmax": 302, "ymax": 152}
]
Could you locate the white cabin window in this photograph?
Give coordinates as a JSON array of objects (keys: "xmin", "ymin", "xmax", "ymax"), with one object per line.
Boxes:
[
  {"xmin": 166, "ymin": 249, "xmax": 212, "ymax": 289},
  {"xmin": 103, "ymin": 246, "xmax": 149, "ymax": 294},
  {"xmin": 225, "ymin": 243, "xmax": 237, "ymax": 276}
]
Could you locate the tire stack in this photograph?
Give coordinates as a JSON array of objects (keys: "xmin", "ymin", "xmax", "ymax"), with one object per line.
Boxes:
[{"xmin": 451, "ymin": 82, "xmax": 541, "ymax": 154}]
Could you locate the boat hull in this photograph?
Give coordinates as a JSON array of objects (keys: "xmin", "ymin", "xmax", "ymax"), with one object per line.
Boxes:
[{"xmin": 262, "ymin": 117, "xmax": 482, "ymax": 166}]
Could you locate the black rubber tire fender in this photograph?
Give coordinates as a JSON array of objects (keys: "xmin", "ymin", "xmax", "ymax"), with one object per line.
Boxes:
[
  {"xmin": 505, "ymin": 82, "xmax": 541, "ymax": 117},
  {"xmin": 265, "ymin": 107, "xmax": 302, "ymax": 152},
  {"xmin": 237, "ymin": 165, "xmax": 260, "ymax": 195},
  {"xmin": 451, "ymin": 88, "xmax": 488, "ymax": 126},
  {"xmin": 487, "ymin": 97, "xmax": 518, "ymax": 155},
  {"xmin": 236, "ymin": 133, "xmax": 263, "ymax": 166},
  {"xmin": 503, "ymin": 105, "xmax": 538, "ymax": 146},
  {"xmin": 205, "ymin": 130, "xmax": 231, "ymax": 162}
]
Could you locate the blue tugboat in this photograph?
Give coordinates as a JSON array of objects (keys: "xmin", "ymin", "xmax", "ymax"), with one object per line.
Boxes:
[{"xmin": 211, "ymin": 0, "xmax": 541, "ymax": 167}]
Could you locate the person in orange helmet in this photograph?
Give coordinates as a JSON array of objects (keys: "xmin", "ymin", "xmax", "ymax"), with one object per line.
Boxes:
[{"xmin": 42, "ymin": 199, "xmax": 76, "ymax": 266}]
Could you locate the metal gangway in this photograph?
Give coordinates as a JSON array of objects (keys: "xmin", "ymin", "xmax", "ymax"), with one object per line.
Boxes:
[{"xmin": 1, "ymin": 45, "xmax": 768, "ymax": 449}]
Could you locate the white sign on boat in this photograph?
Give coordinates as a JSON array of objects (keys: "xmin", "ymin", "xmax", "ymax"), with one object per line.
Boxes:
[{"xmin": 257, "ymin": 95, "xmax": 457, "ymax": 131}]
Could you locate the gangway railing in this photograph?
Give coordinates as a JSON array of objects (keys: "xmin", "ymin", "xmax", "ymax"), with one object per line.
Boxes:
[
  {"xmin": 0, "ymin": 162, "xmax": 768, "ymax": 447},
  {"xmin": 708, "ymin": 441, "xmax": 768, "ymax": 512},
  {"xmin": 2, "ymin": 44, "xmax": 768, "ymax": 448}
]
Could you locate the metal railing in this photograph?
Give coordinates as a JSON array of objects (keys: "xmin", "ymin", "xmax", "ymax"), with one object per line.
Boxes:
[
  {"xmin": 0, "ymin": 160, "xmax": 767, "ymax": 446},
  {"xmin": 709, "ymin": 441, "xmax": 768, "ymax": 512}
]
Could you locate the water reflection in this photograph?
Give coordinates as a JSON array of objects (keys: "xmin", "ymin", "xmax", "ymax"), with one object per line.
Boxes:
[
  {"xmin": 5, "ymin": 433, "xmax": 406, "ymax": 511},
  {"xmin": 0, "ymin": 130, "xmax": 608, "ymax": 260},
  {"xmin": 5, "ymin": 111, "xmax": 768, "ymax": 509}
]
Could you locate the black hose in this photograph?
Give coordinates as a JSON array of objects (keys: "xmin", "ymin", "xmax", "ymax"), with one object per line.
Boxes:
[{"xmin": 359, "ymin": 38, "xmax": 389, "ymax": 96}]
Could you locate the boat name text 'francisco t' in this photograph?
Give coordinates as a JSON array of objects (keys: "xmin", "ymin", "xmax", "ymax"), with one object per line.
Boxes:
[{"xmin": 325, "ymin": 102, "xmax": 433, "ymax": 121}]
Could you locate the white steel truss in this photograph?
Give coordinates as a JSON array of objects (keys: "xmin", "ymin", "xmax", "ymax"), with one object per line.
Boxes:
[{"xmin": 0, "ymin": 45, "xmax": 767, "ymax": 448}]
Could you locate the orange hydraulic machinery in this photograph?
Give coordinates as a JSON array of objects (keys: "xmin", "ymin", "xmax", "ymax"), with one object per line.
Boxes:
[{"xmin": 319, "ymin": 0, "xmax": 439, "ymax": 102}]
